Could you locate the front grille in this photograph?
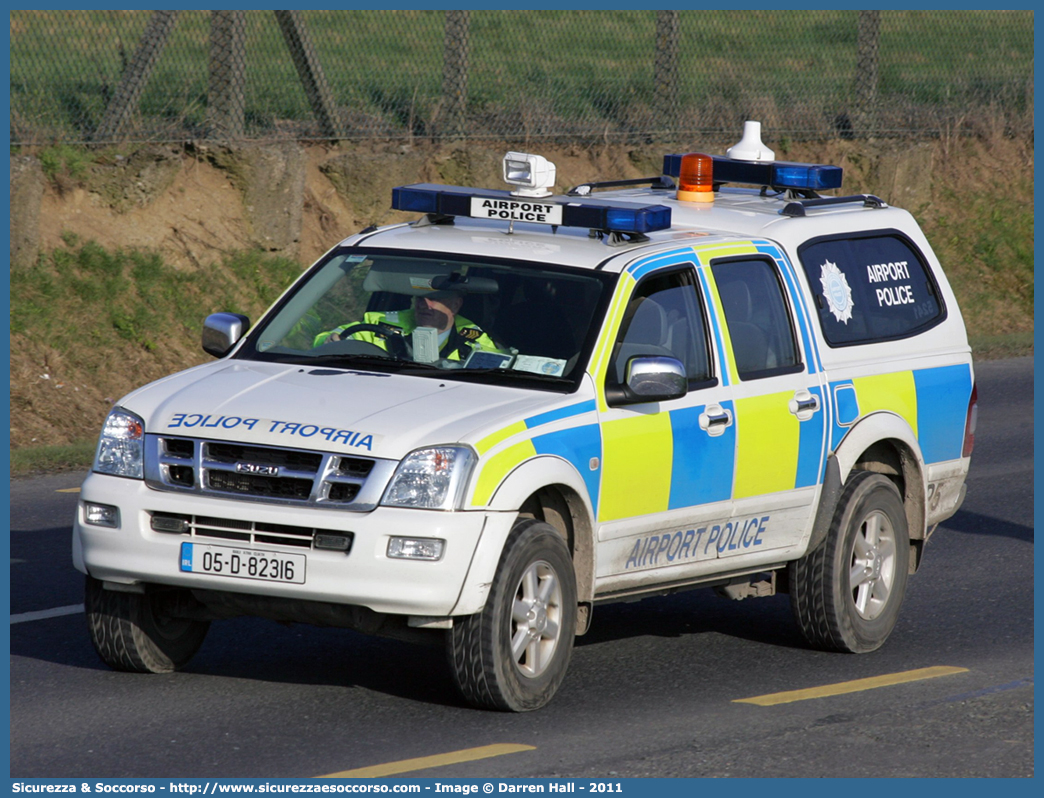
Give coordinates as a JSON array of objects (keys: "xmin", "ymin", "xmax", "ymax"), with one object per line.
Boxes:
[
  {"xmin": 166, "ymin": 439, "xmax": 194, "ymax": 458},
  {"xmin": 207, "ymin": 442, "xmax": 324, "ymax": 473},
  {"xmin": 151, "ymin": 511, "xmax": 353, "ymax": 552},
  {"xmin": 169, "ymin": 465, "xmax": 195, "ymax": 487},
  {"xmin": 145, "ymin": 435, "xmax": 396, "ymax": 512},
  {"xmin": 337, "ymin": 458, "xmax": 374, "ymax": 479},
  {"xmin": 208, "ymin": 470, "xmax": 313, "ymax": 499},
  {"xmin": 328, "ymin": 483, "xmax": 361, "ymax": 502}
]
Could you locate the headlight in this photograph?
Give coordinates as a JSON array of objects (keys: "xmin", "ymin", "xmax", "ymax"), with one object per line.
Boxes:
[
  {"xmin": 93, "ymin": 407, "xmax": 145, "ymax": 479},
  {"xmin": 381, "ymin": 446, "xmax": 474, "ymax": 510}
]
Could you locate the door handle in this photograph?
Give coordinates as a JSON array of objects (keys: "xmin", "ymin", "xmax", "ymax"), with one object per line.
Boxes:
[
  {"xmin": 699, "ymin": 405, "xmax": 733, "ymax": 437},
  {"xmin": 789, "ymin": 391, "xmax": 820, "ymax": 421}
]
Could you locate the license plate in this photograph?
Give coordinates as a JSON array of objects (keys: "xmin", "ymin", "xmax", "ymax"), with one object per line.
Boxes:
[{"xmin": 179, "ymin": 542, "xmax": 305, "ymax": 584}]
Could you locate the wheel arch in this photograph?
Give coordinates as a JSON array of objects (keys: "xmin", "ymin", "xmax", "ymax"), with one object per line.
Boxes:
[
  {"xmin": 835, "ymin": 411, "xmax": 927, "ymax": 542},
  {"xmin": 486, "ymin": 456, "xmax": 596, "ymax": 607}
]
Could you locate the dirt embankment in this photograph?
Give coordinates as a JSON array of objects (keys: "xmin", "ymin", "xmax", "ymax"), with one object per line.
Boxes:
[
  {"xmin": 20, "ymin": 137, "xmax": 972, "ymax": 272},
  {"xmin": 9, "ymin": 134, "xmax": 1034, "ymax": 451}
]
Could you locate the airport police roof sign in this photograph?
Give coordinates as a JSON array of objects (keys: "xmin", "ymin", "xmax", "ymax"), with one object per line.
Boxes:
[
  {"xmin": 392, "ymin": 183, "xmax": 671, "ymax": 236},
  {"xmin": 470, "ymin": 197, "xmax": 563, "ymax": 225}
]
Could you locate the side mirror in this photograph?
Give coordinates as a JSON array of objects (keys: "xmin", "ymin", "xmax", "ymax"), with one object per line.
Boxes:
[
  {"xmin": 202, "ymin": 312, "xmax": 250, "ymax": 358},
  {"xmin": 607, "ymin": 355, "xmax": 687, "ymax": 406},
  {"xmin": 627, "ymin": 355, "xmax": 687, "ymax": 400}
]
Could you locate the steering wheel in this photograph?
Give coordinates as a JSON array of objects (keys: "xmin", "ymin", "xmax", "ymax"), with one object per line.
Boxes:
[{"xmin": 336, "ymin": 323, "xmax": 410, "ymax": 359}]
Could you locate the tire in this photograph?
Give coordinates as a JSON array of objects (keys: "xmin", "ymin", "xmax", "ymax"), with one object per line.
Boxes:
[
  {"xmin": 85, "ymin": 576, "xmax": 210, "ymax": 673},
  {"xmin": 448, "ymin": 519, "xmax": 577, "ymax": 711},
  {"xmin": 790, "ymin": 471, "xmax": 910, "ymax": 653}
]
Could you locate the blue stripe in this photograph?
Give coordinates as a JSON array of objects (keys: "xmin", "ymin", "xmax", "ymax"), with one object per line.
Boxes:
[
  {"xmin": 525, "ymin": 400, "xmax": 597, "ymax": 430},
  {"xmin": 795, "ymin": 386, "xmax": 826, "ymax": 488},
  {"xmin": 914, "ymin": 364, "xmax": 973, "ymax": 463},
  {"xmin": 667, "ymin": 401, "xmax": 735, "ymax": 508},
  {"xmin": 625, "ymin": 247, "xmax": 697, "ymax": 281},
  {"xmin": 697, "ymin": 268, "xmax": 730, "ymax": 387},
  {"xmin": 531, "ymin": 425, "xmax": 602, "ymax": 513},
  {"xmin": 758, "ymin": 241, "xmax": 821, "ymax": 375}
]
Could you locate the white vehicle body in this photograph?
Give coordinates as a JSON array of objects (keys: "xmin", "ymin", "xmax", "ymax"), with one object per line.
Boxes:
[{"xmin": 74, "ymin": 129, "xmax": 976, "ymax": 711}]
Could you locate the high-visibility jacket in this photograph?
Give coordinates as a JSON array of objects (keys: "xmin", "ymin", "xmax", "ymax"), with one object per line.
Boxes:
[{"xmin": 313, "ymin": 309, "xmax": 498, "ymax": 361}]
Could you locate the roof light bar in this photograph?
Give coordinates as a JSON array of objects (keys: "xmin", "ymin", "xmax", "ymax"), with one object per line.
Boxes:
[
  {"xmin": 392, "ymin": 184, "xmax": 671, "ymax": 236},
  {"xmin": 662, "ymin": 154, "xmax": 843, "ymax": 192}
]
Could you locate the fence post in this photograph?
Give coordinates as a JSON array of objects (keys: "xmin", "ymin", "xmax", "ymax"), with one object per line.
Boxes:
[
  {"xmin": 206, "ymin": 11, "xmax": 246, "ymax": 139},
  {"xmin": 274, "ymin": 10, "xmax": 344, "ymax": 139},
  {"xmin": 654, "ymin": 10, "xmax": 680, "ymax": 139},
  {"xmin": 442, "ymin": 11, "xmax": 470, "ymax": 140},
  {"xmin": 853, "ymin": 10, "xmax": 881, "ymax": 136},
  {"xmin": 94, "ymin": 10, "xmax": 179, "ymax": 142}
]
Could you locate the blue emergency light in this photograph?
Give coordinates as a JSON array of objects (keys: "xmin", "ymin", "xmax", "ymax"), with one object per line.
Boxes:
[
  {"xmin": 392, "ymin": 184, "xmax": 672, "ymax": 236},
  {"xmin": 662, "ymin": 154, "xmax": 843, "ymax": 192}
]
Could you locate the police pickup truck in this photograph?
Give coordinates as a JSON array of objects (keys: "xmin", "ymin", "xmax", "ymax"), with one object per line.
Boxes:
[{"xmin": 75, "ymin": 122, "xmax": 976, "ymax": 711}]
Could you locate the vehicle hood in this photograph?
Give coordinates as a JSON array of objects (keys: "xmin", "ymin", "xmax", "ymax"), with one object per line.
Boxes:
[{"xmin": 119, "ymin": 360, "xmax": 578, "ymax": 460}]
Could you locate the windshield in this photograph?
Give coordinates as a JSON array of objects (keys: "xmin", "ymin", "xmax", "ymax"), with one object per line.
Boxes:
[{"xmin": 240, "ymin": 248, "xmax": 616, "ymax": 390}]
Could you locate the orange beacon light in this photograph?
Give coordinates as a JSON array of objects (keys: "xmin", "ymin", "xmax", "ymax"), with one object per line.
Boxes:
[{"xmin": 677, "ymin": 153, "xmax": 715, "ymax": 203}]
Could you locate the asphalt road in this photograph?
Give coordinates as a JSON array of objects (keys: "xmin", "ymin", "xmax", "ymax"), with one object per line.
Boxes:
[{"xmin": 9, "ymin": 357, "xmax": 1033, "ymax": 779}]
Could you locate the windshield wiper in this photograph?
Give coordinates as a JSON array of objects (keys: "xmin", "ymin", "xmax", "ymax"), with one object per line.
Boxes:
[
  {"xmin": 299, "ymin": 353, "xmax": 400, "ymax": 368},
  {"xmin": 450, "ymin": 368, "xmax": 571, "ymax": 384},
  {"xmin": 294, "ymin": 354, "xmax": 457, "ymax": 376}
]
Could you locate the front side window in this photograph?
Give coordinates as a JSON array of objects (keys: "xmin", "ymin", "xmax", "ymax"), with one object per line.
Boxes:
[
  {"xmin": 711, "ymin": 258, "xmax": 802, "ymax": 381},
  {"xmin": 240, "ymin": 248, "xmax": 615, "ymax": 391},
  {"xmin": 608, "ymin": 267, "xmax": 713, "ymax": 389},
  {"xmin": 798, "ymin": 231, "xmax": 945, "ymax": 346}
]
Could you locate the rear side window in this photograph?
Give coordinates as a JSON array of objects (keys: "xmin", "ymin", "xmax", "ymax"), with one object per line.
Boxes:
[
  {"xmin": 711, "ymin": 258, "xmax": 802, "ymax": 381},
  {"xmin": 798, "ymin": 231, "xmax": 945, "ymax": 346}
]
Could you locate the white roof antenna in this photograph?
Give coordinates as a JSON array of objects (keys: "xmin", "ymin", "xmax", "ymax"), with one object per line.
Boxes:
[{"xmin": 727, "ymin": 121, "xmax": 775, "ymax": 162}]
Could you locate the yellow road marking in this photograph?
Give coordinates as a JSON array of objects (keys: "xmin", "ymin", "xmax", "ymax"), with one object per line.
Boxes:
[
  {"xmin": 319, "ymin": 744, "xmax": 536, "ymax": 778},
  {"xmin": 734, "ymin": 666, "xmax": 969, "ymax": 706},
  {"xmin": 56, "ymin": 488, "xmax": 81, "ymax": 493}
]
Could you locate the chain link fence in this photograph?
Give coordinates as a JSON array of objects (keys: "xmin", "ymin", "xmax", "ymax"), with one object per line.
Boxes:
[{"xmin": 10, "ymin": 9, "xmax": 1033, "ymax": 147}]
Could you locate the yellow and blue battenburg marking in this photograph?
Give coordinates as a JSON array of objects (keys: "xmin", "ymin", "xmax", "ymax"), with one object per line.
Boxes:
[
  {"xmin": 699, "ymin": 261, "xmax": 738, "ymax": 383},
  {"xmin": 624, "ymin": 245, "xmax": 700, "ymax": 282},
  {"xmin": 697, "ymin": 242, "xmax": 828, "ymax": 495},
  {"xmin": 598, "ymin": 404, "xmax": 741, "ymax": 522},
  {"xmin": 666, "ymin": 401, "xmax": 736, "ymax": 507},
  {"xmin": 830, "ymin": 364, "xmax": 973, "ymax": 463},
  {"xmin": 589, "ymin": 271, "xmax": 639, "ymax": 413},
  {"xmin": 471, "ymin": 400, "xmax": 601, "ymax": 508},
  {"xmin": 730, "ymin": 387, "xmax": 826, "ymax": 499},
  {"xmin": 796, "ymin": 386, "xmax": 827, "ymax": 483},
  {"xmin": 526, "ymin": 401, "xmax": 602, "ymax": 508},
  {"xmin": 696, "ymin": 240, "xmax": 826, "ymax": 382},
  {"xmin": 696, "ymin": 268, "xmax": 731, "ymax": 387},
  {"xmin": 471, "ymin": 236, "xmax": 968, "ymax": 523},
  {"xmin": 595, "ymin": 239, "xmax": 831, "ymax": 520},
  {"xmin": 599, "ymin": 411, "xmax": 673, "ymax": 519}
]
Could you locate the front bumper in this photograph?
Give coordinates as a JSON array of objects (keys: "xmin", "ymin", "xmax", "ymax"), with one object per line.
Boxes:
[{"xmin": 73, "ymin": 471, "xmax": 515, "ymax": 617}]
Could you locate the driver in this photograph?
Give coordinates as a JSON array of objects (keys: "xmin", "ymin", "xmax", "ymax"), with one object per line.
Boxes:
[{"xmin": 313, "ymin": 288, "xmax": 499, "ymax": 361}]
